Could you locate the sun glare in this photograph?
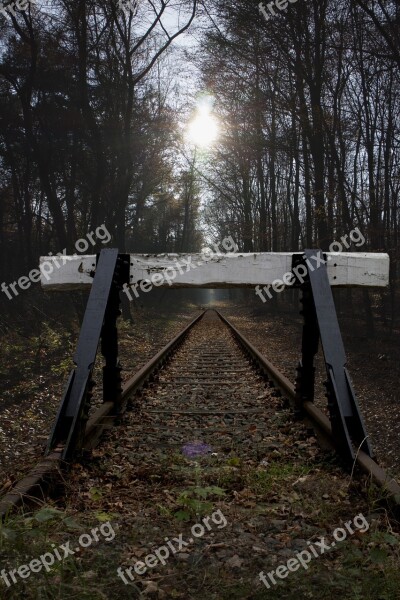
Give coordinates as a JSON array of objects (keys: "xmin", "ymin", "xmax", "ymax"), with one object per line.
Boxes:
[{"xmin": 186, "ymin": 104, "xmax": 219, "ymax": 148}]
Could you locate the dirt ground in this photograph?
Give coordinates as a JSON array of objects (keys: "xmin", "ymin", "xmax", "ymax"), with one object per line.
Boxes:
[
  {"xmin": 1, "ymin": 294, "xmax": 400, "ymax": 599},
  {"xmin": 216, "ymin": 289, "xmax": 400, "ymax": 481}
]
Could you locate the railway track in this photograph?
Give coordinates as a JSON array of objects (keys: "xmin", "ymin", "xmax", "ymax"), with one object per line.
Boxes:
[
  {"xmin": 2, "ymin": 309, "xmax": 400, "ymax": 599},
  {"xmin": 2, "ymin": 308, "xmax": 399, "ymax": 517},
  {"xmin": 123, "ymin": 309, "xmax": 284, "ymax": 460}
]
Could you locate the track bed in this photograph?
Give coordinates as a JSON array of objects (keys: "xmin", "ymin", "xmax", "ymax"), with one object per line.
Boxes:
[{"xmin": 1, "ymin": 311, "xmax": 400, "ymax": 600}]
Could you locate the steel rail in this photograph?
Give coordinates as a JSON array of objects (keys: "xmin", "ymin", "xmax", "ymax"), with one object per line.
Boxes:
[
  {"xmin": 0, "ymin": 310, "xmax": 205, "ymax": 517},
  {"xmin": 2, "ymin": 308, "xmax": 399, "ymax": 518},
  {"xmin": 216, "ymin": 310, "xmax": 400, "ymax": 510}
]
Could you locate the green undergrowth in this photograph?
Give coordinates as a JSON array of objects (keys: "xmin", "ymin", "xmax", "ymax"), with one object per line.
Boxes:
[
  {"xmin": 0, "ymin": 322, "xmax": 74, "ymax": 381},
  {"xmin": 0, "ymin": 505, "xmax": 121, "ymax": 600},
  {"xmin": 2, "ymin": 458, "xmax": 400, "ymax": 599}
]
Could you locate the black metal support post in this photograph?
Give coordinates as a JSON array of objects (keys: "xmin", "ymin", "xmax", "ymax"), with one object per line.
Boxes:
[
  {"xmin": 292, "ymin": 250, "xmax": 373, "ymax": 463},
  {"xmin": 294, "ymin": 284, "xmax": 320, "ymax": 418},
  {"xmin": 101, "ymin": 254, "xmax": 129, "ymax": 412},
  {"xmin": 46, "ymin": 249, "xmax": 129, "ymax": 460}
]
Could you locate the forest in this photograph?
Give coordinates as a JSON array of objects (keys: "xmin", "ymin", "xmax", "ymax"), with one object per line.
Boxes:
[
  {"xmin": 0, "ymin": 2, "xmax": 400, "ymax": 599},
  {"xmin": 0, "ymin": 1, "xmax": 399, "ymax": 282}
]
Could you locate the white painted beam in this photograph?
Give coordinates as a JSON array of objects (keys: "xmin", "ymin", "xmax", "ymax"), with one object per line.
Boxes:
[{"xmin": 40, "ymin": 252, "xmax": 390, "ymax": 291}]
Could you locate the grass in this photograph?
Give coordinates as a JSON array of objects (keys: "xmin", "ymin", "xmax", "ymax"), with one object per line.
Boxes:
[
  {"xmin": 246, "ymin": 462, "xmax": 311, "ymax": 495},
  {"xmin": 2, "ymin": 454, "xmax": 400, "ymax": 599},
  {"xmin": 0, "ymin": 505, "xmax": 124, "ymax": 600}
]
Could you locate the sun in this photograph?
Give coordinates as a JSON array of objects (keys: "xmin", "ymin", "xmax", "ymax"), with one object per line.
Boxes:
[{"xmin": 186, "ymin": 104, "xmax": 219, "ymax": 148}]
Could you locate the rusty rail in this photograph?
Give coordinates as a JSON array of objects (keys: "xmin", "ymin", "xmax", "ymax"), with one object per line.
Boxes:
[
  {"xmin": 217, "ymin": 310, "xmax": 400, "ymax": 510},
  {"xmin": 0, "ymin": 311, "xmax": 205, "ymax": 517},
  {"xmin": 2, "ymin": 308, "xmax": 399, "ymax": 518}
]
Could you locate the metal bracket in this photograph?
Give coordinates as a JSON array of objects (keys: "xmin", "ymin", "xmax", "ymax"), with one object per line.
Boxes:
[
  {"xmin": 45, "ymin": 249, "xmax": 129, "ymax": 460},
  {"xmin": 292, "ymin": 249, "xmax": 373, "ymax": 463}
]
